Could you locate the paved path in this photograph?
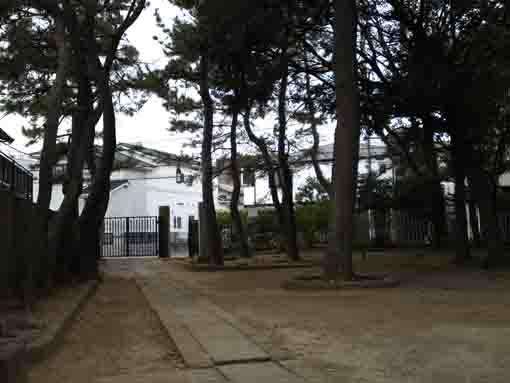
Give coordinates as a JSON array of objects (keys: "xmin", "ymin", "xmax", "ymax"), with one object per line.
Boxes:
[{"xmin": 135, "ymin": 265, "xmax": 309, "ymax": 383}]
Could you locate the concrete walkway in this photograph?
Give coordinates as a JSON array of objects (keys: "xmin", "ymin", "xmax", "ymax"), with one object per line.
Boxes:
[{"xmin": 137, "ymin": 271, "xmax": 309, "ymax": 383}]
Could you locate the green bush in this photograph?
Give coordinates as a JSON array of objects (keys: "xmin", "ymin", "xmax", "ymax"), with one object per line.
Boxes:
[
  {"xmin": 216, "ymin": 209, "xmax": 248, "ymax": 227},
  {"xmin": 296, "ymin": 202, "xmax": 330, "ymax": 243}
]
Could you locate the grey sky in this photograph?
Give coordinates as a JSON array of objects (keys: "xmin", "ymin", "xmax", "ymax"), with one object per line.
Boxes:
[{"xmin": 2, "ymin": 0, "xmax": 334, "ymax": 159}]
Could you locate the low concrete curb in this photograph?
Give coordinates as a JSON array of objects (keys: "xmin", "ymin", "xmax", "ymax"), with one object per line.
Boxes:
[
  {"xmin": 176, "ymin": 260, "xmax": 319, "ymax": 272},
  {"xmin": 27, "ymin": 280, "xmax": 99, "ymax": 364},
  {"xmin": 282, "ymin": 273, "xmax": 400, "ymax": 290}
]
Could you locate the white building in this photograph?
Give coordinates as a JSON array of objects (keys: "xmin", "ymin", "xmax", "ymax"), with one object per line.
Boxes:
[{"xmin": 30, "ymin": 143, "xmax": 237, "ymax": 240}]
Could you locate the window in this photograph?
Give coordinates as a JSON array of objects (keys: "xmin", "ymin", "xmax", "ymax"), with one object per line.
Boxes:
[
  {"xmin": 242, "ymin": 170, "xmax": 255, "ymax": 186},
  {"xmin": 174, "ymin": 216, "xmax": 182, "ymax": 229}
]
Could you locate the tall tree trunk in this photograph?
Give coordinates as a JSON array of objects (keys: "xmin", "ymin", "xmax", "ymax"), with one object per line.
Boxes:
[
  {"xmin": 450, "ymin": 127, "xmax": 470, "ymax": 263},
  {"xmin": 480, "ymin": 177, "xmax": 504, "ymax": 268},
  {"xmin": 37, "ymin": 19, "xmax": 68, "ymax": 212},
  {"xmin": 326, "ymin": 0, "xmax": 359, "ymax": 281},
  {"xmin": 229, "ymin": 105, "xmax": 251, "ymax": 258},
  {"xmin": 277, "ymin": 61, "xmax": 300, "ymax": 261},
  {"xmin": 423, "ymin": 114, "xmax": 444, "ymax": 249},
  {"xmin": 36, "ymin": 18, "xmax": 69, "ymax": 285},
  {"xmin": 199, "ymin": 53, "xmax": 223, "ymax": 265}
]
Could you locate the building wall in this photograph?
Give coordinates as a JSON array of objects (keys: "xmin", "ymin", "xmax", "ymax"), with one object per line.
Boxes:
[
  {"xmin": 32, "ymin": 183, "xmax": 65, "ymax": 212},
  {"xmin": 104, "ymin": 166, "xmax": 202, "ymax": 239}
]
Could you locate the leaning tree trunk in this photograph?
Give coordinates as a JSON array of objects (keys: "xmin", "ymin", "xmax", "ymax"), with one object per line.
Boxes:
[
  {"xmin": 243, "ymin": 107, "xmax": 286, "ymax": 244},
  {"xmin": 78, "ymin": 75, "xmax": 116, "ymax": 279},
  {"xmin": 325, "ymin": 0, "xmax": 359, "ymax": 281},
  {"xmin": 199, "ymin": 53, "xmax": 223, "ymax": 265},
  {"xmin": 451, "ymin": 127, "xmax": 471, "ymax": 263},
  {"xmin": 229, "ymin": 105, "xmax": 251, "ymax": 258},
  {"xmin": 277, "ymin": 60, "xmax": 300, "ymax": 261}
]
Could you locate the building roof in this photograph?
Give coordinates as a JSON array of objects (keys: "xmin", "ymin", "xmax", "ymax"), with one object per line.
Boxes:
[
  {"xmin": 82, "ymin": 179, "xmax": 129, "ymax": 195},
  {"xmin": 115, "ymin": 143, "xmax": 200, "ymax": 168},
  {"xmin": 290, "ymin": 142, "xmax": 389, "ymax": 166},
  {"xmin": 0, "ymin": 128, "xmax": 14, "ymax": 144},
  {"xmin": 30, "ymin": 142, "xmax": 200, "ymax": 171}
]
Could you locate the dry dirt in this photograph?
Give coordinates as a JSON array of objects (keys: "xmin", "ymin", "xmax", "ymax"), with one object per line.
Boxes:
[
  {"xmin": 28, "ymin": 277, "xmax": 185, "ymax": 383},
  {"xmin": 156, "ymin": 251, "xmax": 510, "ymax": 383}
]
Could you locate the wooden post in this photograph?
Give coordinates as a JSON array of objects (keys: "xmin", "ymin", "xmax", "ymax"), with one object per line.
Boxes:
[{"xmin": 159, "ymin": 206, "xmax": 170, "ymax": 258}]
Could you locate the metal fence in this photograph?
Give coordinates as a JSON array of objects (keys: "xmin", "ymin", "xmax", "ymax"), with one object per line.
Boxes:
[
  {"xmin": 101, "ymin": 216, "xmax": 159, "ymax": 257},
  {"xmin": 0, "ymin": 150, "xmax": 33, "ymax": 200}
]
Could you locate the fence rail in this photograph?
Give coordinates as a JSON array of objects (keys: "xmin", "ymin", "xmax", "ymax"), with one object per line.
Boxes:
[{"xmin": 0, "ymin": 150, "xmax": 33, "ymax": 200}]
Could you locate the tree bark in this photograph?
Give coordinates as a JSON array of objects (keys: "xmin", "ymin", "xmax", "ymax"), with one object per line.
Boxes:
[
  {"xmin": 199, "ymin": 52, "xmax": 223, "ymax": 265},
  {"xmin": 229, "ymin": 105, "xmax": 251, "ymax": 258},
  {"xmin": 277, "ymin": 60, "xmax": 300, "ymax": 261},
  {"xmin": 326, "ymin": 0, "xmax": 359, "ymax": 281}
]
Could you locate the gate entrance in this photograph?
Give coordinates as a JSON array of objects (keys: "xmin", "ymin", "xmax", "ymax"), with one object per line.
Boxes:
[{"xmin": 101, "ymin": 216, "xmax": 159, "ymax": 257}]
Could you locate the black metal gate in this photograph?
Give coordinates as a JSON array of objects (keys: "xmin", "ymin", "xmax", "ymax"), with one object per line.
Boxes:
[{"xmin": 101, "ymin": 216, "xmax": 159, "ymax": 257}]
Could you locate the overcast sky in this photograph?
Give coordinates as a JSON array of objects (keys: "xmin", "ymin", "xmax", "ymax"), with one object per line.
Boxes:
[{"xmin": 2, "ymin": 0, "xmax": 334, "ymax": 160}]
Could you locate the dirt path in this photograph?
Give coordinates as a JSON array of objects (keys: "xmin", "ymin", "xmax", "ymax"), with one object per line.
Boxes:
[{"xmin": 29, "ymin": 278, "xmax": 184, "ymax": 383}]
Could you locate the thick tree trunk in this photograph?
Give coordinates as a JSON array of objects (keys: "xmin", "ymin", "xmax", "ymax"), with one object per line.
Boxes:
[
  {"xmin": 451, "ymin": 128, "xmax": 471, "ymax": 263},
  {"xmin": 229, "ymin": 106, "xmax": 251, "ymax": 258},
  {"xmin": 277, "ymin": 62, "xmax": 300, "ymax": 261},
  {"xmin": 325, "ymin": 0, "xmax": 359, "ymax": 281},
  {"xmin": 199, "ymin": 53, "xmax": 223, "ymax": 265}
]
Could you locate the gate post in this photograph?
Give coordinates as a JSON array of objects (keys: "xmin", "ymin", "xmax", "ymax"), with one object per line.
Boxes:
[
  {"xmin": 125, "ymin": 217, "xmax": 130, "ymax": 257},
  {"xmin": 198, "ymin": 202, "xmax": 208, "ymax": 262},
  {"xmin": 159, "ymin": 206, "xmax": 170, "ymax": 258}
]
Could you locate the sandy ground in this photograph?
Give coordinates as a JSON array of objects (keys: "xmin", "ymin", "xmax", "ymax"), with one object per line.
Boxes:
[
  {"xmin": 156, "ymin": 251, "xmax": 510, "ymax": 383},
  {"xmin": 29, "ymin": 277, "xmax": 185, "ymax": 383}
]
